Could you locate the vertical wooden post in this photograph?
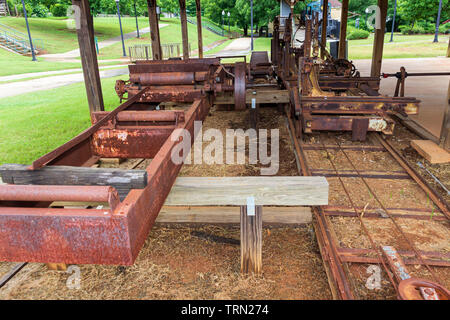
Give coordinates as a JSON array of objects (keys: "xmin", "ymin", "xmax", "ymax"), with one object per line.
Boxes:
[
  {"xmin": 179, "ymin": 0, "xmax": 189, "ymax": 60},
  {"xmin": 147, "ymin": 0, "xmax": 162, "ymax": 60},
  {"xmin": 195, "ymin": 0, "xmax": 203, "ymax": 58},
  {"xmin": 338, "ymin": 0, "xmax": 348, "ymax": 59},
  {"xmin": 370, "ymin": 0, "xmax": 388, "ymax": 77},
  {"xmin": 72, "ymin": 0, "xmax": 104, "ymax": 116},
  {"xmin": 439, "ymin": 80, "xmax": 450, "ymax": 151},
  {"xmin": 240, "ymin": 198, "xmax": 262, "ymax": 275},
  {"xmin": 321, "ymin": 0, "xmax": 328, "ymax": 59},
  {"xmin": 250, "ymin": 97, "xmax": 259, "ymax": 129}
]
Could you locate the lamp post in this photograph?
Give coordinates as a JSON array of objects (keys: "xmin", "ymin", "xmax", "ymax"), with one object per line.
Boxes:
[
  {"xmin": 20, "ymin": 0, "xmax": 36, "ymax": 61},
  {"xmin": 228, "ymin": 11, "xmax": 230, "ymax": 34},
  {"xmin": 222, "ymin": 10, "xmax": 225, "ymax": 36},
  {"xmin": 250, "ymin": 0, "xmax": 254, "ymax": 51},
  {"xmin": 434, "ymin": 0, "xmax": 443, "ymax": 43},
  {"xmin": 134, "ymin": 0, "xmax": 140, "ymax": 38},
  {"xmin": 390, "ymin": 0, "xmax": 397, "ymax": 42},
  {"xmin": 115, "ymin": 0, "xmax": 126, "ymax": 57}
]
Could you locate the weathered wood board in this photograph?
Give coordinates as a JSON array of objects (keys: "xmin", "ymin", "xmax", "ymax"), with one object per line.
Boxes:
[
  {"xmin": 0, "ymin": 164, "xmax": 147, "ymax": 200},
  {"xmin": 156, "ymin": 206, "xmax": 312, "ymax": 224},
  {"xmin": 164, "ymin": 177, "xmax": 328, "ymax": 206},
  {"xmin": 411, "ymin": 140, "xmax": 450, "ymax": 164}
]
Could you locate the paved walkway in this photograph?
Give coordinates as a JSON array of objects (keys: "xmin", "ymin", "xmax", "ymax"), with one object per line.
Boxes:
[
  {"xmin": 0, "ymin": 64, "xmax": 127, "ymax": 82},
  {"xmin": 207, "ymin": 38, "xmax": 252, "ymax": 57},
  {"xmin": 0, "ymin": 67, "xmax": 128, "ymax": 98},
  {"xmin": 40, "ymin": 24, "xmax": 168, "ymax": 60},
  {"xmin": 354, "ymin": 57, "xmax": 450, "ymax": 137}
]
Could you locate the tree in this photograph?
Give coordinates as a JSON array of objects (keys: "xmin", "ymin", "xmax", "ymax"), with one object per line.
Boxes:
[{"xmin": 398, "ymin": 0, "xmax": 450, "ymax": 26}]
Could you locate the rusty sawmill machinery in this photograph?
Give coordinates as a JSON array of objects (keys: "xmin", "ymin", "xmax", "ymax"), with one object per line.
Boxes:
[{"xmin": 2, "ymin": 5, "xmax": 448, "ymax": 299}]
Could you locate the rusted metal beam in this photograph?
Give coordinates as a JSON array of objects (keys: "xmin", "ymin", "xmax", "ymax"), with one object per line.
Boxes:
[
  {"xmin": 0, "ymin": 97, "xmax": 211, "ymax": 265},
  {"xmin": 147, "ymin": 0, "xmax": 162, "ymax": 60}
]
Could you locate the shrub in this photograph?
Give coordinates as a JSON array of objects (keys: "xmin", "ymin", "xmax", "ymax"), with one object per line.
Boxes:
[
  {"xmin": 439, "ymin": 22, "xmax": 450, "ymax": 34},
  {"xmin": 51, "ymin": 3, "xmax": 68, "ymax": 17},
  {"xmin": 347, "ymin": 28, "xmax": 370, "ymax": 40},
  {"xmin": 31, "ymin": 3, "xmax": 49, "ymax": 17}
]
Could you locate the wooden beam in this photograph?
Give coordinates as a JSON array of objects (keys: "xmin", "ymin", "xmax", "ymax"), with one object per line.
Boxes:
[
  {"xmin": 156, "ymin": 206, "xmax": 312, "ymax": 224},
  {"xmin": 72, "ymin": 0, "xmax": 104, "ymax": 116},
  {"xmin": 440, "ymin": 80, "xmax": 450, "ymax": 150},
  {"xmin": 411, "ymin": 140, "xmax": 450, "ymax": 164},
  {"xmin": 240, "ymin": 204, "xmax": 262, "ymax": 274},
  {"xmin": 195, "ymin": 0, "xmax": 203, "ymax": 58},
  {"xmin": 179, "ymin": 0, "xmax": 189, "ymax": 60},
  {"xmin": 0, "ymin": 164, "xmax": 147, "ymax": 200},
  {"xmin": 164, "ymin": 177, "xmax": 328, "ymax": 206},
  {"xmin": 214, "ymin": 89, "xmax": 290, "ymax": 105},
  {"xmin": 321, "ymin": 0, "xmax": 329, "ymax": 59},
  {"xmin": 370, "ymin": 0, "xmax": 388, "ymax": 77},
  {"xmin": 338, "ymin": 0, "xmax": 348, "ymax": 59},
  {"xmin": 147, "ymin": 0, "xmax": 162, "ymax": 60}
]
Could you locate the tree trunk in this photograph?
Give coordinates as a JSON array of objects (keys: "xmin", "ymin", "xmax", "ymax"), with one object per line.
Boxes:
[{"xmin": 244, "ymin": 25, "xmax": 248, "ymax": 36}]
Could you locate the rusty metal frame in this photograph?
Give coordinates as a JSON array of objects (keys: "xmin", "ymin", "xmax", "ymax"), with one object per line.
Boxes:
[{"xmin": 0, "ymin": 88, "xmax": 211, "ymax": 265}]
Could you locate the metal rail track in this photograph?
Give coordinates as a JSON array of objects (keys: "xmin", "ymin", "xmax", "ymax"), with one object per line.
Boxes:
[{"xmin": 287, "ymin": 114, "xmax": 450, "ymax": 300}]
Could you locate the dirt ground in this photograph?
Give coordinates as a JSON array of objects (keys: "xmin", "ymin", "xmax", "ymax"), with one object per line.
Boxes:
[
  {"xmin": 0, "ymin": 225, "xmax": 331, "ymax": 300},
  {"xmin": 0, "ymin": 109, "xmax": 448, "ymax": 300}
]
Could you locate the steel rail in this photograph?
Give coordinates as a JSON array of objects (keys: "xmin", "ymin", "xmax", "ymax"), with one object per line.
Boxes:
[
  {"xmin": 318, "ymin": 139, "xmax": 400, "ymax": 294},
  {"xmin": 286, "ymin": 114, "xmax": 354, "ymax": 300},
  {"xmin": 334, "ymin": 135, "xmax": 445, "ymax": 285}
]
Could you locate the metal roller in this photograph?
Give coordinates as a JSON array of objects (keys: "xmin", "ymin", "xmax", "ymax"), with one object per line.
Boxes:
[{"xmin": 234, "ymin": 62, "xmax": 247, "ymax": 111}]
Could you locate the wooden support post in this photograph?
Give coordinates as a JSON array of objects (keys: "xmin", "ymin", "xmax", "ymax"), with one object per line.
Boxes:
[
  {"xmin": 195, "ymin": 0, "xmax": 203, "ymax": 58},
  {"xmin": 72, "ymin": 0, "xmax": 104, "ymax": 116},
  {"xmin": 338, "ymin": 0, "xmax": 348, "ymax": 59},
  {"xmin": 439, "ymin": 80, "xmax": 450, "ymax": 150},
  {"xmin": 147, "ymin": 0, "xmax": 162, "ymax": 60},
  {"xmin": 321, "ymin": 0, "xmax": 328, "ymax": 59},
  {"xmin": 447, "ymin": 36, "xmax": 450, "ymax": 58},
  {"xmin": 240, "ymin": 199, "xmax": 262, "ymax": 275},
  {"xmin": 179, "ymin": 0, "xmax": 189, "ymax": 60},
  {"xmin": 370, "ymin": 0, "xmax": 388, "ymax": 77},
  {"xmin": 249, "ymin": 97, "xmax": 259, "ymax": 128}
]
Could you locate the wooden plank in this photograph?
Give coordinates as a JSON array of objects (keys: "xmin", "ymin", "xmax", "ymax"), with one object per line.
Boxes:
[
  {"xmin": 338, "ymin": 0, "xmax": 348, "ymax": 59},
  {"xmin": 0, "ymin": 164, "xmax": 147, "ymax": 200},
  {"xmin": 164, "ymin": 177, "xmax": 328, "ymax": 206},
  {"xmin": 214, "ymin": 89, "xmax": 290, "ymax": 105},
  {"xmin": 411, "ymin": 140, "xmax": 450, "ymax": 164},
  {"xmin": 240, "ymin": 204, "xmax": 262, "ymax": 274},
  {"xmin": 156, "ymin": 206, "xmax": 312, "ymax": 224},
  {"xmin": 71, "ymin": 0, "xmax": 104, "ymax": 115},
  {"xmin": 370, "ymin": 0, "xmax": 388, "ymax": 77},
  {"xmin": 46, "ymin": 263, "xmax": 67, "ymax": 271},
  {"xmin": 147, "ymin": 0, "xmax": 162, "ymax": 60}
]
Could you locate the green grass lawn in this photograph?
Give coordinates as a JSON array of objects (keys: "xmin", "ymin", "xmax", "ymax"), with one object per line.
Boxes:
[
  {"xmin": 0, "ymin": 76, "xmax": 122, "ymax": 165},
  {"xmin": 0, "ymin": 49, "xmax": 82, "ymax": 77},
  {"xmin": 231, "ymin": 34, "xmax": 449, "ymax": 60},
  {"xmin": 347, "ymin": 33, "xmax": 450, "ymax": 59},
  {"xmin": 0, "ymin": 16, "xmax": 154, "ymax": 54}
]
